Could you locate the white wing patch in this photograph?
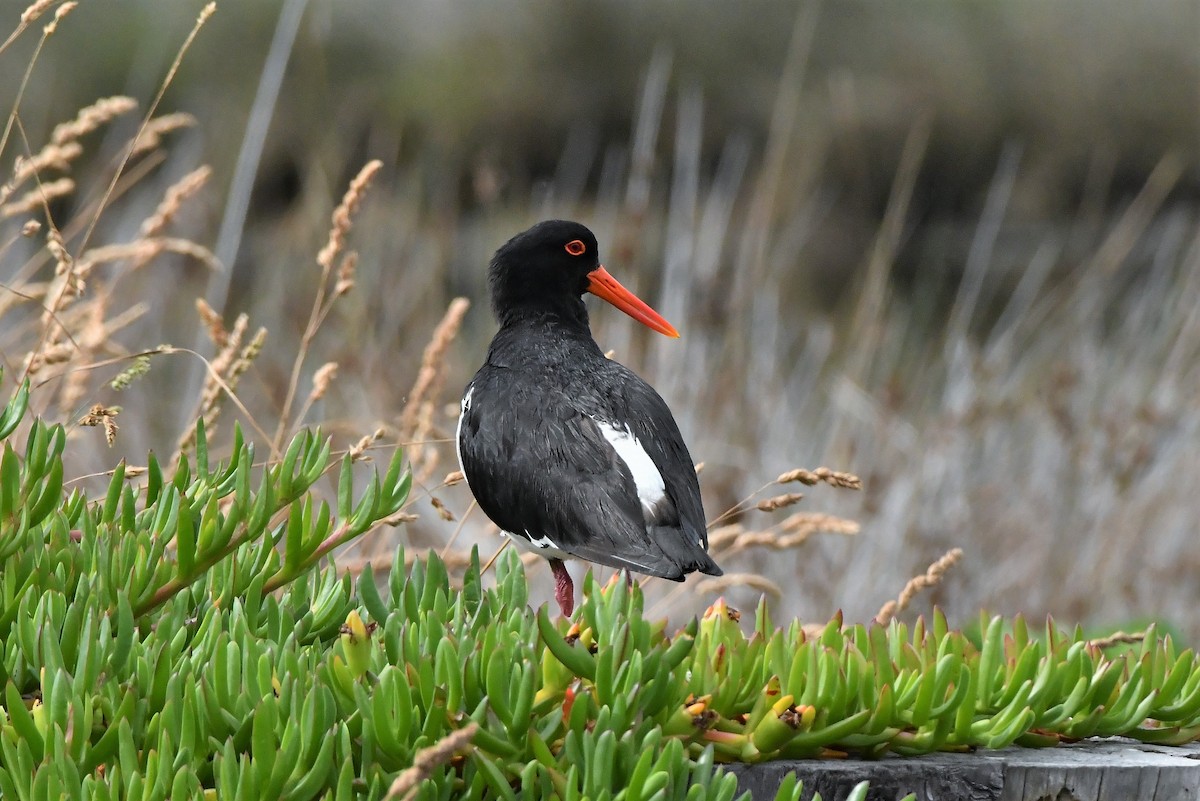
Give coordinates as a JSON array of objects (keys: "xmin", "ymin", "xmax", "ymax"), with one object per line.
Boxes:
[
  {"xmin": 593, "ymin": 419, "xmax": 667, "ymax": 517},
  {"xmin": 455, "ymin": 386, "xmax": 474, "ymax": 493},
  {"xmin": 527, "ymin": 531, "xmax": 559, "ymax": 550}
]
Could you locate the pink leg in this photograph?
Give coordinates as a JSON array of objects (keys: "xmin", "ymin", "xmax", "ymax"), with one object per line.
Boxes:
[{"xmin": 549, "ymin": 558, "xmax": 574, "ymax": 616}]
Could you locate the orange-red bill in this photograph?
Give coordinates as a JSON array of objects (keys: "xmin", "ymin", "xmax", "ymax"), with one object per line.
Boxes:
[{"xmin": 586, "ymin": 266, "xmax": 680, "ymax": 338}]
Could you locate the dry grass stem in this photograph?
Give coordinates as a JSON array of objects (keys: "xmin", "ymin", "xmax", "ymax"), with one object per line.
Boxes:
[
  {"xmin": 273, "ymin": 159, "xmax": 383, "ymax": 453},
  {"xmin": 443, "ymin": 470, "xmax": 464, "ymax": 486},
  {"xmin": 19, "ymin": 0, "xmax": 56, "ymax": 25},
  {"xmin": 177, "ymin": 313, "xmax": 267, "ymax": 459},
  {"xmin": 41, "ymin": 1, "xmax": 75, "ymax": 35},
  {"xmin": 309, "ymin": 362, "xmax": 338, "ymax": 402},
  {"xmin": 195, "ymin": 298, "xmax": 228, "ymax": 347},
  {"xmin": 1087, "ymin": 630, "xmax": 1147, "ymax": 649},
  {"xmin": 76, "ymin": 2, "xmax": 214, "ymax": 257},
  {"xmin": 1, "ymin": 177, "xmax": 74, "ymax": 217},
  {"xmin": 778, "ymin": 512, "xmax": 860, "ymax": 537},
  {"xmin": 693, "ymin": 573, "xmax": 783, "ymax": 598},
  {"xmin": 756, "ymin": 492, "xmax": 804, "ymax": 511},
  {"xmin": 21, "ymin": 219, "xmax": 42, "ymax": 236},
  {"xmin": 128, "ymin": 112, "xmax": 197, "ymax": 157},
  {"xmin": 79, "ymin": 404, "xmax": 119, "ymax": 445},
  {"xmin": 334, "ymin": 251, "xmax": 357, "ymax": 296},
  {"xmin": 50, "ymin": 95, "xmax": 137, "ymax": 147},
  {"xmin": 318, "ymin": 159, "xmax": 382, "ymax": 271},
  {"xmin": 348, "ymin": 428, "xmax": 385, "ymax": 462},
  {"xmin": 875, "ymin": 547, "xmax": 965, "ymax": 624},
  {"xmin": 73, "ymin": 239, "xmax": 218, "ymax": 277},
  {"xmin": 776, "ymin": 466, "xmax": 862, "ymax": 490},
  {"xmin": 290, "ymin": 360, "xmax": 339, "ymax": 427},
  {"xmin": 383, "ymin": 722, "xmax": 478, "ymax": 801},
  {"xmin": 399, "ymin": 297, "xmax": 470, "ymax": 481},
  {"xmin": 430, "ymin": 496, "xmax": 455, "ymax": 522},
  {"xmin": 139, "ymin": 165, "xmax": 211, "ymax": 238},
  {"xmin": 3, "ymin": 142, "xmax": 82, "ymax": 204}
]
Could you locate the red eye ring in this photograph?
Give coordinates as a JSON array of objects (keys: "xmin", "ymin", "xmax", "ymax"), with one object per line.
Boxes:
[{"xmin": 565, "ymin": 239, "xmax": 586, "ymax": 256}]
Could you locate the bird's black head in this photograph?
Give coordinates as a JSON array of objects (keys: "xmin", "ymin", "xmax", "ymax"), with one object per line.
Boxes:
[
  {"xmin": 488, "ymin": 220, "xmax": 679, "ymax": 337},
  {"xmin": 488, "ymin": 220, "xmax": 600, "ymax": 320}
]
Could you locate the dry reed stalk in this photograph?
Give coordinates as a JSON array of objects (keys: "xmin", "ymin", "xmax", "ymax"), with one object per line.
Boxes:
[
  {"xmin": 1, "ymin": 177, "xmax": 73, "ymax": 217},
  {"xmin": 139, "ymin": 165, "xmax": 211, "ymax": 238},
  {"xmin": 348, "ymin": 428, "xmax": 385, "ymax": 462},
  {"xmin": 78, "ymin": 403, "xmax": 119, "ymax": 445},
  {"xmin": 334, "ymin": 251, "xmax": 357, "ymax": 296},
  {"xmin": 779, "ymin": 512, "xmax": 860, "ymax": 537},
  {"xmin": 756, "ymin": 492, "xmax": 804, "ymax": 511},
  {"xmin": 72, "ymin": 238, "xmax": 218, "ymax": 277},
  {"xmin": 128, "ymin": 112, "xmax": 197, "ymax": 157},
  {"xmin": 309, "ymin": 362, "xmax": 338, "ymax": 401},
  {"xmin": 339, "ymin": 543, "xmax": 475, "ymax": 578},
  {"xmin": 398, "ymin": 297, "xmax": 470, "ymax": 481},
  {"xmin": 438, "ymin": 498, "xmax": 477, "ymax": 559},
  {"xmin": 75, "ymin": 2, "xmax": 214, "ymax": 258},
  {"xmin": 430, "ymin": 496, "xmax": 455, "ymax": 522},
  {"xmin": 3, "ymin": 143, "xmax": 81, "ymax": 203},
  {"xmin": 195, "ymin": 298, "xmax": 228, "ymax": 347},
  {"xmin": 272, "ymin": 159, "xmax": 383, "ymax": 454},
  {"xmin": 383, "ymin": 723, "xmax": 478, "ymax": 801},
  {"xmin": 317, "ymin": 160, "xmax": 382, "ymax": 271},
  {"xmin": 694, "ymin": 573, "xmax": 783, "ymax": 599},
  {"xmin": 776, "ymin": 466, "xmax": 862, "ymax": 490},
  {"xmin": 49, "ymin": 95, "xmax": 137, "ymax": 147},
  {"xmin": 176, "ymin": 314, "xmax": 267, "ymax": 460},
  {"xmin": 705, "ymin": 524, "xmax": 745, "ymax": 550},
  {"xmin": 40, "ymin": 1, "xmax": 75, "ymax": 35},
  {"xmin": 288, "ymin": 360, "xmax": 338, "ymax": 428},
  {"xmin": 875, "ymin": 547, "xmax": 964, "ymax": 625},
  {"xmin": 25, "ymin": 227, "xmax": 82, "ymax": 377},
  {"xmin": 19, "ymin": 0, "xmax": 55, "ymax": 25},
  {"xmin": 1087, "ymin": 630, "xmax": 1147, "ymax": 649}
]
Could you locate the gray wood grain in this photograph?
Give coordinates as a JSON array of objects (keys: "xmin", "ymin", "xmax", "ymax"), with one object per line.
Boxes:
[{"xmin": 726, "ymin": 739, "xmax": 1200, "ymax": 801}]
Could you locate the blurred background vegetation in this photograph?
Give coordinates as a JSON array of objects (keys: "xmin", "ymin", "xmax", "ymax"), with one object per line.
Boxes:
[{"xmin": 3, "ymin": 0, "xmax": 1199, "ymax": 634}]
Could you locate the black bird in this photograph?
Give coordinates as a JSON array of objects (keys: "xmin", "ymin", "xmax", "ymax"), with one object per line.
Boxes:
[{"xmin": 456, "ymin": 220, "xmax": 722, "ymax": 616}]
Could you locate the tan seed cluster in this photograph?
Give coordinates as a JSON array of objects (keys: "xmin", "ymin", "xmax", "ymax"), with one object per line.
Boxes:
[
  {"xmin": 79, "ymin": 404, "xmax": 120, "ymax": 445},
  {"xmin": 694, "ymin": 573, "xmax": 784, "ymax": 599},
  {"xmin": 777, "ymin": 466, "xmax": 862, "ymax": 490},
  {"xmin": 756, "ymin": 492, "xmax": 804, "ymax": 512},
  {"xmin": 140, "ymin": 165, "xmax": 211, "ymax": 238},
  {"xmin": 399, "ymin": 297, "xmax": 470, "ymax": 481},
  {"xmin": 318, "ymin": 160, "xmax": 383, "ymax": 271},
  {"xmin": 52, "ymin": 95, "xmax": 138, "ymax": 146},
  {"xmin": 383, "ymin": 722, "xmax": 477, "ymax": 801},
  {"xmin": 308, "ymin": 362, "xmax": 338, "ymax": 403},
  {"xmin": 876, "ymin": 547, "xmax": 965, "ymax": 624}
]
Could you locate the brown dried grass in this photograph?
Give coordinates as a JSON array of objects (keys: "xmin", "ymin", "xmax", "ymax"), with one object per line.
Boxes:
[{"xmin": 875, "ymin": 547, "xmax": 965, "ymax": 625}]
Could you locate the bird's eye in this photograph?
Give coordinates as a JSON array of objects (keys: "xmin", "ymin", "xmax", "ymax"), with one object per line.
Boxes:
[{"xmin": 565, "ymin": 239, "xmax": 586, "ymax": 256}]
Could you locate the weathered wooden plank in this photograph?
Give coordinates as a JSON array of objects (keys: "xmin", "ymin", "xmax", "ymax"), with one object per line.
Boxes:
[{"xmin": 726, "ymin": 739, "xmax": 1200, "ymax": 801}]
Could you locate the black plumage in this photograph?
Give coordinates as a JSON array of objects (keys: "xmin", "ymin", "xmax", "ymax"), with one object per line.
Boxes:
[{"xmin": 456, "ymin": 220, "xmax": 722, "ymax": 615}]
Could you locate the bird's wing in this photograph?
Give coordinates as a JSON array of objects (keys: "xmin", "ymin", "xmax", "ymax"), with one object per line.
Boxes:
[
  {"xmin": 609, "ymin": 363, "xmax": 713, "ymax": 554},
  {"xmin": 457, "ymin": 376, "xmax": 698, "ymax": 578}
]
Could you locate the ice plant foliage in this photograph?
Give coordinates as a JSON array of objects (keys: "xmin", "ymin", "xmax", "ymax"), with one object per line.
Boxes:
[
  {"xmin": 1, "ymin": 379, "xmax": 1199, "ymax": 799},
  {"xmin": 0, "ymin": 374, "xmax": 831, "ymax": 801}
]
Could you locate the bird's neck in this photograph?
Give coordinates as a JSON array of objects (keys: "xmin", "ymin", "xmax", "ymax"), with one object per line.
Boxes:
[
  {"xmin": 496, "ymin": 296, "xmax": 592, "ymax": 338},
  {"xmin": 489, "ymin": 300, "xmax": 605, "ymax": 363}
]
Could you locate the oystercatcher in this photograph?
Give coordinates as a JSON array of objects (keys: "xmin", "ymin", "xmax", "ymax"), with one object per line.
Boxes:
[{"xmin": 456, "ymin": 220, "xmax": 723, "ymax": 616}]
